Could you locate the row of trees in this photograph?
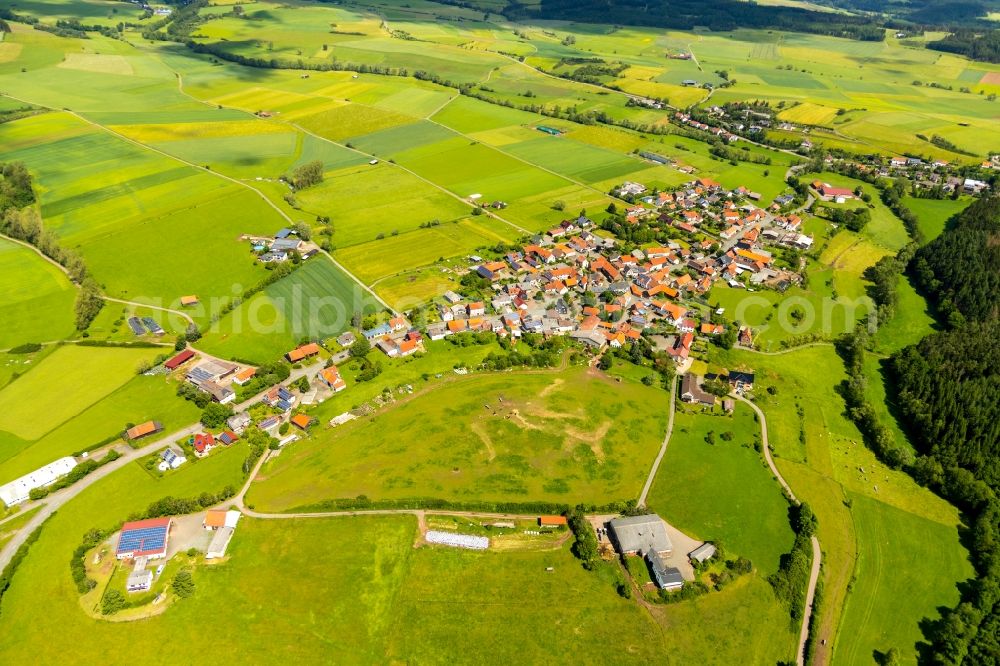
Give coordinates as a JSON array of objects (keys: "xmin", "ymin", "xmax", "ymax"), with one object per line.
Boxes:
[{"xmin": 0, "ymin": 163, "xmax": 103, "ymax": 330}]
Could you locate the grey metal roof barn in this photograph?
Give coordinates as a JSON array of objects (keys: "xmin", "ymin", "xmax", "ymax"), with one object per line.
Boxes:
[
  {"xmin": 689, "ymin": 542, "xmax": 717, "ymax": 563},
  {"xmin": 608, "ymin": 514, "xmax": 673, "ymax": 555}
]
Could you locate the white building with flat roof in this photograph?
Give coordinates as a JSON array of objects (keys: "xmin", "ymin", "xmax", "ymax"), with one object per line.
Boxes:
[{"xmin": 0, "ymin": 456, "xmax": 77, "ymax": 507}]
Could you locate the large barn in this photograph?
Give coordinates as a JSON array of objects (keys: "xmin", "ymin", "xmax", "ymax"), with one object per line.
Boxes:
[
  {"xmin": 116, "ymin": 517, "xmax": 172, "ymax": 560},
  {"xmin": 607, "ymin": 514, "xmax": 673, "ymax": 556}
]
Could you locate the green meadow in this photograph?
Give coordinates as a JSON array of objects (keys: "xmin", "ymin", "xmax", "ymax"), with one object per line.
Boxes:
[
  {"xmin": 0, "ymin": 370, "xmax": 200, "ymax": 484},
  {"xmin": 293, "ymin": 163, "xmax": 471, "ymax": 249},
  {"xmin": 248, "ymin": 365, "xmax": 669, "ymax": 510},
  {"xmin": 0, "ymin": 112, "xmax": 280, "ymax": 310},
  {"xmin": 198, "ymin": 258, "xmax": 383, "ymax": 364},
  {"xmin": 710, "ymin": 344, "xmax": 969, "ymax": 661},
  {"xmin": 837, "ymin": 493, "xmax": 972, "ymax": 664},
  {"xmin": 647, "ymin": 405, "xmax": 796, "ymax": 574},
  {"xmin": 0, "ymin": 237, "xmax": 76, "ymax": 348},
  {"xmin": 0, "ymin": 344, "xmax": 159, "ymax": 441},
  {"xmin": 903, "ymin": 195, "xmax": 972, "ymax": 245}
]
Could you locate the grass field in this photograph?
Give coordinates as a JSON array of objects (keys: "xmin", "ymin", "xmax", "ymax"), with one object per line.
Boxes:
[
  {"xmin": 0, "ymin": 344, "xmax": 160, "ymax": 441},
  {"xmin": 902, "ymin": 195, "xmax": 971, "ymax": 245},
  {"xmin": 335, "ymin": 217, "xmax": 522, "ymax": 284},
  {"xmin": 198, "ymin": 258, "xmax": 383, "ymax": 363},
  {"xmin": 0, "ymin": 112, "xmax": 280, "ymax": 311},
  {"xmin": 248, "ymin": 365, "xmax": 668, "ymax": 510},
  {"xmin": 0, "ymin": 369, "xmax": 200, "ymax": 484},
  {"xmin": 837, "ymin": 493, "xmax": 972, "ymax": 664},
  {"xmin": 647, "ymin": 405, "xmax": 796, "ymax": 574},
  {"xmin": 292, "ymin": 162, "xmax": 472, "ymax": 249},
  {"xmin": 0, "ymin": 237, "xmax": 76, "ymax": 348},
  {"xmin": 710, "ymin": 345, "xmax": 967, "ymax": 660}
]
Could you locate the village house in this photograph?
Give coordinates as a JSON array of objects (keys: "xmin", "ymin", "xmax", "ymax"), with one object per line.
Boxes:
[
  {"xmin": 286, "ymin": 343, "xmax": 321, "ymax": 363},
  {"xmin": 681, "ymin": 374, "xmax": 717, "ymax": 406}
]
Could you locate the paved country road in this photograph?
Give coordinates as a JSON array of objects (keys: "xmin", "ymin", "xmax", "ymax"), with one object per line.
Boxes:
[
  {"xmin": 0, "ymin": 358, "xmax": 318, "ymax": 573},
  {"xmin": 637, "ymin": 374, "xmax": 678, "ymax": 507},
  {"xmin": 734, "ymin": 393, "xmax": 823, "ymax": 666}
]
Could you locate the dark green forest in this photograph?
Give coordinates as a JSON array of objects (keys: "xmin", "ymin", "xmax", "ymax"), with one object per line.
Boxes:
[
  {"xmin": 509, "ymin": 0, "xmax": 886, "ymax": 40},
  {"xmin": 929, "ymin": 30, "xmax": 1000, "ymax": 63},
  {"xmin": 888, "ymin": 196, "xmax": 1000, "ymax": 664}
]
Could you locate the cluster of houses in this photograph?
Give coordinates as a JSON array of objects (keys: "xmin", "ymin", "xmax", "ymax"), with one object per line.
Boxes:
[
  {"xmin": 114, "ymin": 509, "xmax": 244, "ymax": 595},
  {"xmin": 163, "ymin": 349, "xmax": 259, "ymax": 406},
  {"xmin": 246, "ymin": 228, "xmax": 320, "ymax": 263},
  {"xmin": 681, "ymin": 104, "xmax": 995, "ymax": 197},
  {"xmin": 361, "ymin": 316, "xmax": 425, "ymax": 357},
  {"xmin": 674, "ymin": 112, "xmax": 740, "ymax": 143},
  {"xmin": 417, "ymin": 178, "xmax": 825, "ymax": 355}
]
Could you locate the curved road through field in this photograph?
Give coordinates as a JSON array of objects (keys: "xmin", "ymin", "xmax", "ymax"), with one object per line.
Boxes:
[
  {"xmin": 734, "ymin": 393, "xmax": 822, "ymax": 666},
  {"xmin": 0, "ymin": 361, "xmax": 318, "ymax": 573}
]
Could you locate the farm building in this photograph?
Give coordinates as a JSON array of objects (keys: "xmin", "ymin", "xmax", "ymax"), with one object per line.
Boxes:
[
  {"xmin": 608, "ymin": 514, "xmax": 673, "ymax": 556},
  {"xmin": 204, "ymin": 509, "xmax": 241, "ymax": 531},
  {"xmin": 0, "ymin": 456, "xmax": 78, "ymax": 507},
  {"xmin": 164, "ymin": 349, "xmax": 195, "ymax": 370},
  {"xmin": 180, "ymin": 295, "xmax": 200, "ymax": 307},
  {"xmin": 538, "ymin": 515, "xmax": 568, "ymax": 528},
  {"xmin": 142, "ymin": 317, "xmax": 164, "ymax": 335},
  {"xmin": 286, "ymin": 343, "xmax": 321, "ymax": 363},
  {"xmin": 233, "ymin": 367, "xmax": 256, "ymax": 385},
  {"xmin": 207, "ymin": 526, "xmax": 237, "ymax": 559},
  {"xmin": 689, "ymin": 542, "xmax": 717, "ymax": 563},
  {"xmin": 199, "ymin": 379, "xmax": 236, "ymax": 405},
  {"xmin": 126, "ymin": 568, "xmax": 153, "ymax": 593},
  {"xmin": 536, "ymin": 126, "xmax": 562, "ymax": 135},
  {"xmin": 126, "ymin": 421, "xmax": 163, "ymax": 441},
  {"xmin": 813, "ymin": 182, "xmax": 854, "ymax": 201},
  {"xmin": 187, "ymin": 360, "xmax": 238, "ymax": 385},
  {"xmin": 116, "ymin": 517, "xmax": 171, "ymax": 560},
  {"xmin": 291, "ymin": 414, "xmax": 313, "ymax": 430}
]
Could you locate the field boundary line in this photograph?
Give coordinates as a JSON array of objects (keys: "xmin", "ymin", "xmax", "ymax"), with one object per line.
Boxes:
[
  {"xmin": 287, "ymin": 120, "xmax": 534, "ymax": 237},
  {"xmin": 163, "ymin": 63, "xmax": 533, "ymax": 239},
  {"xmin": 73, "ymin": 106, "xmax": 395, "ymax": 315}
]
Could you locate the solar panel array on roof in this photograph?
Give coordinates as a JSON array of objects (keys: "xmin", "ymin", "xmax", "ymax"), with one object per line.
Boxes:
[
  {"xmin": 127, "ymin": 317, "xmax": 145, "ymax": 335},
  {"xmin": 276, "ymin": 399, "xmax": 293, "ymax": 412},
  {"xmin": 117, "ymin": 524, "xmax": 168, "ymax": 557},
  {"xmin": 187, "ymin": 367, "xmax": 214, "ymax": 383},
  {"xmin": 142, "ymin": 317, "xmax": 164, "ymax": 335}
]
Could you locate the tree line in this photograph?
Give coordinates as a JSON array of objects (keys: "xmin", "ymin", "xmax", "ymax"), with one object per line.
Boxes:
[
  {"xmin": 878, "ymin": 195, "xmax": 1000, "ymax": 662},
  {"xmin": 512, "ymin": 0, "xmax": 886, "ymax": 41},
  {"xmin": 0, "ymin": 162, "xmax": 103, "ymax": 330}
]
